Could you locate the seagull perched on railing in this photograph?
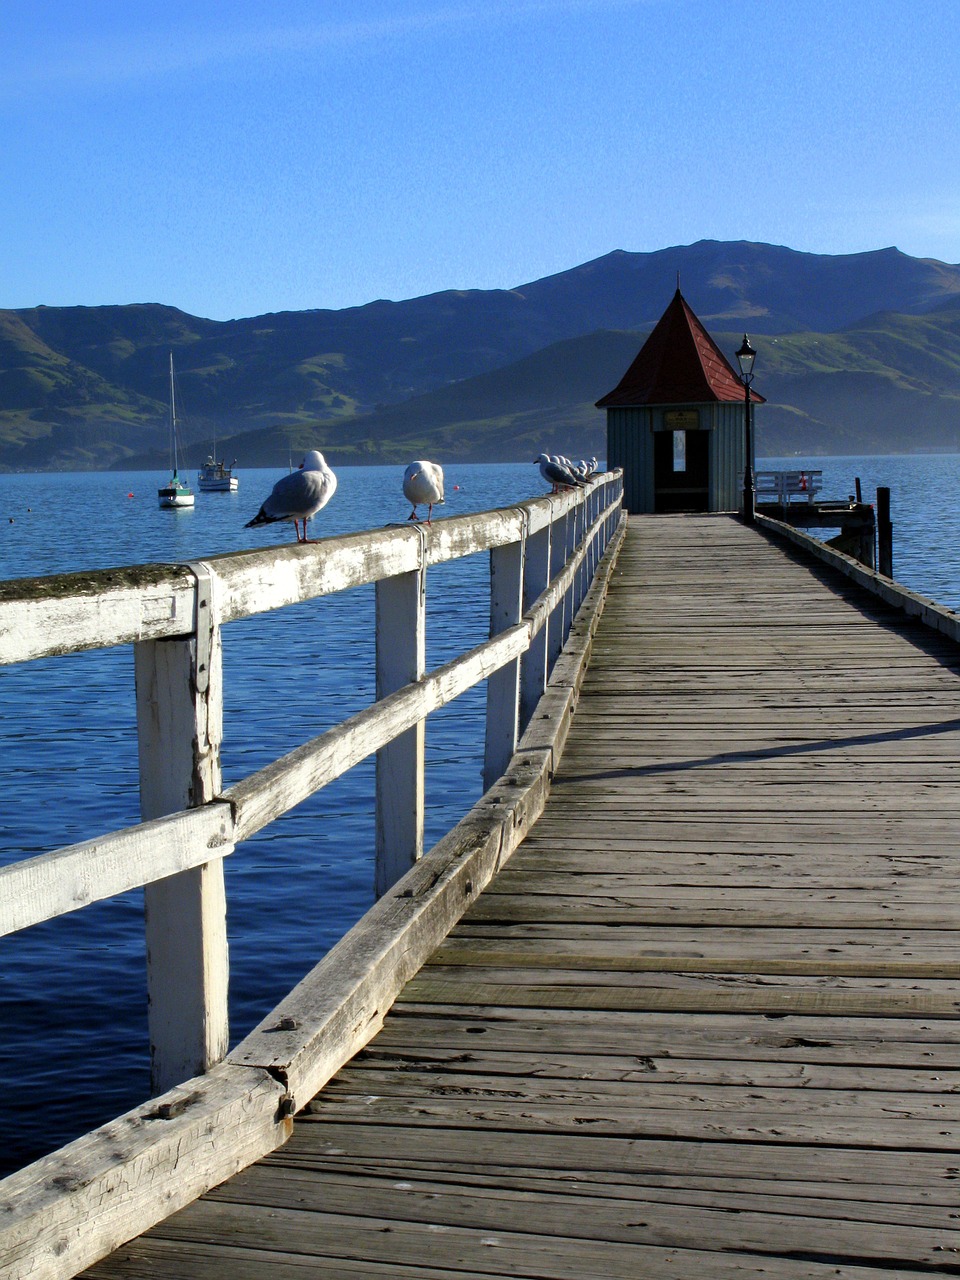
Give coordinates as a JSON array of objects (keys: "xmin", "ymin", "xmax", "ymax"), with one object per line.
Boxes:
[
  {"xmin": 245, "ymin": 449, "xmax": 337, "ymax": 543},
  {"xmin": 403, "ymin": 460, "xmax": 445, "ymax": 524},
  {"xmin": 535, "ymin": 453, "xmax": 586, "ymax": 493}
]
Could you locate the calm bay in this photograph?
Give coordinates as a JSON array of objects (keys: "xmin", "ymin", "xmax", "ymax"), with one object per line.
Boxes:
[{"xmin": 0, "ymin": 452, "xmax": 958, "ymax": 1176}]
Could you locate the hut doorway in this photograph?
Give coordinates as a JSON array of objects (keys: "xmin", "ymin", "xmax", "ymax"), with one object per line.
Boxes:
[{"xmin": 654, "ymin": 428, "xmax": 709, "ymax": 512}]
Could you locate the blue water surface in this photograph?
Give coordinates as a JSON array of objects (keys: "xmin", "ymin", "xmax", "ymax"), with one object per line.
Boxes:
[
  {"xmin": 0, "ymin": 461, "xmax": 537, "ymax": 1175},
  {"xmin": 0, "ymin": 454, "xmax": 958, "ymax": 1175}
]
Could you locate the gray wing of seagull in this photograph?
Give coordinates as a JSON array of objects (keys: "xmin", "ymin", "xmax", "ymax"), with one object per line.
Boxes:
[
  {"xmin": 246, "ymin": 455, "xmax": 336, "ymax": 527},
  {"xmin": 537, "ymin": 455, "xmax": 584, "ymax": 489}
]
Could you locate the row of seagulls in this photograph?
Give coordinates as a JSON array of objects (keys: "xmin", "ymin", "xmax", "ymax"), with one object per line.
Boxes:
[
  {"xmin": 246, "ymin": 449, "xmax": 598, "ymax": 544},
  {"xmin": 534, "ymin": 453, "xmax": 591, "ymax": 493},
  {"xmin": 403, "ymin": 459, "xmax": 445, "ymax": 524},
  {"xmin": 246, "ymin": 452, "xmax": 447, "ymax": 543}
]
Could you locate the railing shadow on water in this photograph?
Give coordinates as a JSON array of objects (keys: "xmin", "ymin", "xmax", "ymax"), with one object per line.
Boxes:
[{"xmin": 0, "ymin": 471, "xmax": 624, "ymax": 1280}]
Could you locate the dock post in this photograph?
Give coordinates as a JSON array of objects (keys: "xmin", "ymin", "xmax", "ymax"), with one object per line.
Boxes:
[
  {"xmin": 135, "ymin": 565, "xmax": 229, "ymax": 1095},
  {"xmin": 375, "ymin": 560, "xmax": 426, "ymax": 897},
  {"xmin": 484, "ymin": 522, "xmax": 526, "ymax": 790},
  {"xmin": 877, "ymin": 486, "xmax": 893, "ymax": 577},
  {"xmin": 519, "ymin": 517, "xmax": 551, "ymax": 735},
  {"xmin": 859, "ymin": 508, "xmax": 876, "ymax": 570},
  {"xmin": 547, "ymin": 510, "xmax": 568, "ymax": 672}
]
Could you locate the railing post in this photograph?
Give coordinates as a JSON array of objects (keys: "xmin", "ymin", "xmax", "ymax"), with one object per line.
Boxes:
[
  {"xmin": 375, "ymin": 562, "xmax": 426, "ymax": 897},
  {"xmin": 574, "ymin": 494, "xmax": 588, "ymax": 612},
  {"xmin": 585, "ymin": 484, "xmax": 598, "ymax": 583},
  {"xmin": 519, "ymin": 516, "xmax": 552, "ymax": 734},
  {"xmin": 484, "ymin": 519, "xmax": 526, "ymax": 790},
  {"xmin": 135, "ymin": 564, "xmax": 228, "ymax": 1095},
  {"xmin": 561, "ymin": 503, "xmax": 579, "ymax": 642},
  {"xmin": 547, "ymin": 507, "xmax": 567, "ymax": 673},
  {"xmin": 607, "ymin": 474, "xmax": 622, "ymax": 542}
]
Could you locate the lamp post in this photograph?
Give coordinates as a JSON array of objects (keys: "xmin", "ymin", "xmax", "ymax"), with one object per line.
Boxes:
[{"xmin": 736, "ymin": 335, "xmax": 757, "ymax": 524}]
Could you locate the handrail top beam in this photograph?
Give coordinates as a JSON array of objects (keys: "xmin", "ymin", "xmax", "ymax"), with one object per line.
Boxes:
[{"xmin": 0, "ymin": 475, "xmax": 618, "ymax": 665}]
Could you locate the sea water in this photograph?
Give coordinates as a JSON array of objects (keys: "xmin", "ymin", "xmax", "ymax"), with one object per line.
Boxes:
[{"xmin": 0, "ymin": 454, "xmax": 958, "ymax": 1176}]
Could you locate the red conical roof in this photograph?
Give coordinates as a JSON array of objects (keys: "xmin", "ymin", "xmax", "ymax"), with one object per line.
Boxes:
[{"xmin": 595, "ymin": 289, "xmax": 765, "ymax": 407}]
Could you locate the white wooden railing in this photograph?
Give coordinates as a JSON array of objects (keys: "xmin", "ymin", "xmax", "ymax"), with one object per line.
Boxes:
[
  {"xmin": 0, "ymin": 470, "xmax": 625, "ymax": 1280},
  {"xmin": 755, "ymin": 468, "xmax": 824, "ymax": 505}
]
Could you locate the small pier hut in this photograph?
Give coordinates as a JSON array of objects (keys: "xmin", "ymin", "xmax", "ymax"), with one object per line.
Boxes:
[{"xmin": 596, "ymin": 288, "xmax": 765, "ymax": 513}]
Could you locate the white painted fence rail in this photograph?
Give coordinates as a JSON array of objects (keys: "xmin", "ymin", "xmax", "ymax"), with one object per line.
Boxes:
[
  {"xmin": 0, "ymin": 470, "xmax": 624, "ymax": 1280},
  {"xmin": 755, "ymin": 468, "xmax": 823, "ymax": 505}
]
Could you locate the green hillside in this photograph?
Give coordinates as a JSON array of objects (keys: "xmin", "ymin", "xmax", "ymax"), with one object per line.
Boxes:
[
  {"xmin": 205, "ymin": 311, "xmax": 960, "ymax": 468},
  {"xmin": 4, "ymin": 242, "xmax": 960, "ymax": 469}
]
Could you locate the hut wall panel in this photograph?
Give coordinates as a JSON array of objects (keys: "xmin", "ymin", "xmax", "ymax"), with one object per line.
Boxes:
[{"xmin": 607, "ymin": 408, "xmax": 653, "ymax": 513}]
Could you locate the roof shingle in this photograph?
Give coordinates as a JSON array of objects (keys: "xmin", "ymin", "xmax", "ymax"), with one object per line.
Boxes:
[{"xmin": 595, "ymin": 289, "xmax": 765, "ymax": 407}]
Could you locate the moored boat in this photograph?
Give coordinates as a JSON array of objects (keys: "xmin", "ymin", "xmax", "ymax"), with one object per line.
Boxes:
[
  {"xmin": 198, "ymin": 456, "xmax": 239, "ymax": 492},
  {"xmin": 158, "ymin": 475, "xmax": 194, "ymax": 508},
  {"xmin": 158, "ymin": 354, "xmax": 194, "ymax": 509}
]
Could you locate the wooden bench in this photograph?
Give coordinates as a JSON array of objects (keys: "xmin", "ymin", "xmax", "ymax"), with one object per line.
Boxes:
[{"xmin": 755, "ymin": 468, "xmax": 823, "ymax": 505}]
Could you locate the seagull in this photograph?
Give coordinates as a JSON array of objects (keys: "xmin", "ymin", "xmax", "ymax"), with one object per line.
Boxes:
[
  {"xmin": 245, "ymin": 449, "xmax": 337, "ymax": 543},
  {"xmin": 403, "ymin": 460, "xmax": 445, "ymax": 524},
  {"xmin": 535, "ymin": 453, "xmax": 585, "ymax": 493}
]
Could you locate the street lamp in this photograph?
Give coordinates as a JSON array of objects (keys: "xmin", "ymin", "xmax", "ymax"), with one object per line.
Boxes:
[{"xmin": 736, "ymin": 334, "xmax": 757, "ymax": 524}]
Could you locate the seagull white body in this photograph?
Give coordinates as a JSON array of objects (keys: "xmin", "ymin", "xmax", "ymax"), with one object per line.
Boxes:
[
  {"xmin": 403, "ymin": 460, "xmax": 445, "ymax": 523},
  {"xmin": 245, "ymin": 449, "xmax": 337, "ymax": 543},
  {"xmin": 535, "ymin": 452, "xmax": 584, "ymax": 493}
]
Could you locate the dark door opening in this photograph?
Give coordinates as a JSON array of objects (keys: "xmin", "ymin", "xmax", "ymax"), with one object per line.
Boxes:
[{"xmin": 654, "ymin": 429, "xmax": 709, "ymax": 513}]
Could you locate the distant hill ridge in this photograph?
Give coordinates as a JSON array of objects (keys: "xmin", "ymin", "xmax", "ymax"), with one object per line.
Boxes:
[{"xmin": 2, "ymin": 240, "xmax": 960, "ymax": 470}]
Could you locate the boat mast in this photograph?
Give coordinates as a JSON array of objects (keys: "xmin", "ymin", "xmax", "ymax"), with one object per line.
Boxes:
[{"xmin": 169, "ymin": 352, "xmax": 178, "ymax": 478}]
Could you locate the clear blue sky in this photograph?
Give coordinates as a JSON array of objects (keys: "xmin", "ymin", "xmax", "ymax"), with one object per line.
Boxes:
[{"xmin": 3, "ymin": 0, "xmax": 958, "ymax": 321}]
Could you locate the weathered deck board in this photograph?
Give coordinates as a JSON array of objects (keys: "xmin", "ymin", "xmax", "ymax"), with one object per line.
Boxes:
[{"xmin": 84, "ymin": 514, "xmax": 960, "ymax": 1278}]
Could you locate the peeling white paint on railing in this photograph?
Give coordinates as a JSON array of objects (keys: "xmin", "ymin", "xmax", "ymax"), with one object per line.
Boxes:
[{"xmin": 0, "ymin": 474, "xmax": 625, "ymax": 1280}]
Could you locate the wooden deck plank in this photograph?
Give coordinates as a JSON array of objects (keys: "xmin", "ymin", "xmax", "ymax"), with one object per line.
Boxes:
[
  {"xmin": 87, "ymin": 1233, "xmax": 942, "ymax": 1280},
  {"xmin": 268, "ymin": 1119, "xmax": 960, "ymax": 1187},
  {"xmin": 330, "ymin": 1046, "xmax": 960, "ymax": 1093},
  {"xmin": 206, "ymin": 1165, "xmax": 960, "ymax": 1233},
  {"xmin": 82, "ymin": 514, "xmax": 960, "ymax": 1279},
  {"xmin": 93, "ymin": 1192, "xmax": 960, "ymax": 1274}
]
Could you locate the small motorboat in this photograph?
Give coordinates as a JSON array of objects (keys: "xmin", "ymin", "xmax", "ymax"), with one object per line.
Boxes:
[{"xmin": 198, "ymin": 456, "xmax": 239, "ymax": 492}]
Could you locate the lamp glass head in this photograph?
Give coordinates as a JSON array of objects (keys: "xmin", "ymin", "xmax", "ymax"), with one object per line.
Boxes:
[{"xmin": 736, "ymin": 335, "xmax": 756, "ymax": 380}]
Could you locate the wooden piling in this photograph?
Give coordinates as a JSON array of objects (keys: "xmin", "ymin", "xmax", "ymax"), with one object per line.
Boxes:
[{"xmin": 877, "ymin": 485, "xmax": 893, "ymax": 577}]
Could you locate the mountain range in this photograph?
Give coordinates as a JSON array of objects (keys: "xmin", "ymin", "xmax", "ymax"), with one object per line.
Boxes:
[{"xmin": 3, "ymin": 239, "xmax": 960, "ymax": 471}]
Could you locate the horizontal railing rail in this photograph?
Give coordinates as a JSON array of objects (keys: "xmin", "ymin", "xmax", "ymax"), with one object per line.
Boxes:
[
  {"xmin": 755, "ymin": 467, "xmax": 823, "ymax": 505},
  {"xmin": 0, "ymin": 471, "xmax": 623, "ymax": 1102},
  {"xmin": 1, "ymin": 473, "xmax": 627, "ymax": 1280},
  {"xmin": 0, "ymin": 485, "xmax": 615, "ymax": 664},
  {"xmin": 757, "ymin": 507, "xmax": 960, "ymax": 641}
]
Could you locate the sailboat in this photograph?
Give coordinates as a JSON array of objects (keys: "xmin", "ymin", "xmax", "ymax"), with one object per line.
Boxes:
[{"xmin": 158, "ymin": 353, "xmax": 195, "ymax": 509}]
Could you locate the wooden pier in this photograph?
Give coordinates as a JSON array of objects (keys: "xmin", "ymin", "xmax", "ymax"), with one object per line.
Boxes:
[{"xmin": 77, "ymin": 512, "xmax": 960, "ymax": 1279}]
